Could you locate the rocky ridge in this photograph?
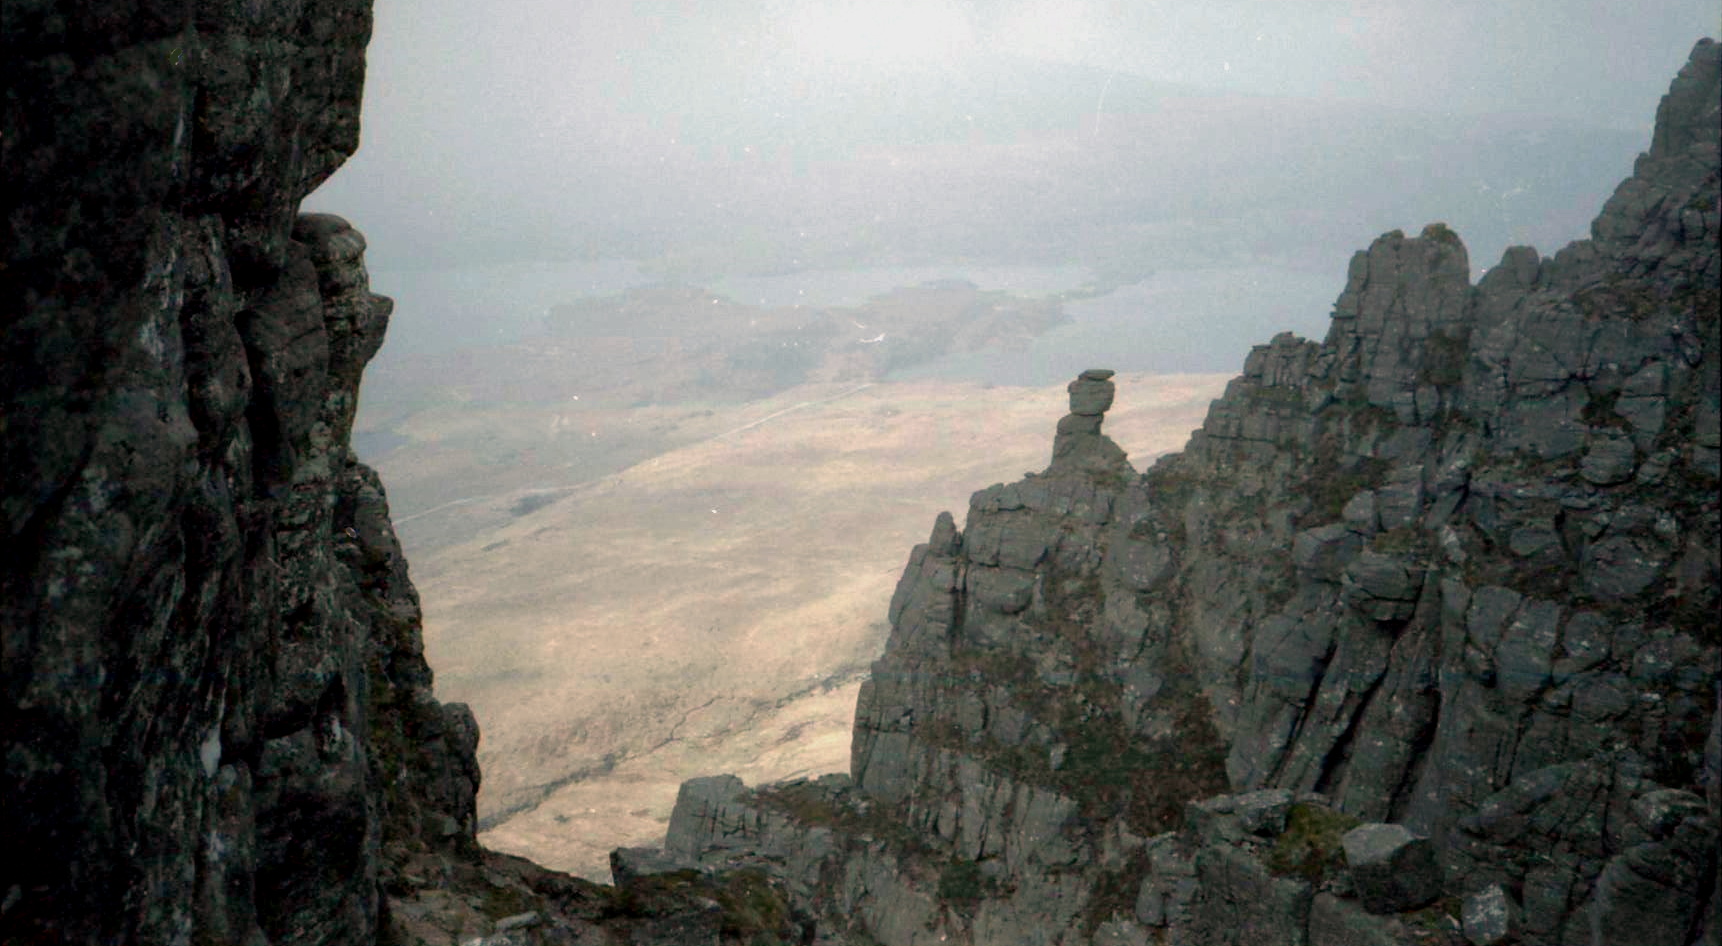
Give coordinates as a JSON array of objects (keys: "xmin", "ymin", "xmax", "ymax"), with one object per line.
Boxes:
[{"xmin": 644, "ymin": 40, "xmax": 1722, "ymax": 946}]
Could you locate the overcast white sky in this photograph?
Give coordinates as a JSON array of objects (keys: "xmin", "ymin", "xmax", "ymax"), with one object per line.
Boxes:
[
  {"xmin": 359, "ymin": 0, "xmax": 1714, "ymax": 128},
  {"xmin": 986, "ymin": 0, "xmax": 1715, "ymax": 123},
  {"xmin": 311, "ymin": 0, "xmax": 1716, "ymax": 271}
]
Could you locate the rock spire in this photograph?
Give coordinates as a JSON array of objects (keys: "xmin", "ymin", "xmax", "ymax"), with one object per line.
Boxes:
[
  {"xmin": 650, "ymin": 39, "xmax": 1721, "ymax": 946},
  {"xmin": 1048, "ymin": 368, "xmax": 1132, "ymax": 476}
]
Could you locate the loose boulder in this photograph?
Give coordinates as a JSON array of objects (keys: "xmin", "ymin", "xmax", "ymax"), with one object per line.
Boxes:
[
  {"xmin": 1341, "ymin": 823, "xmax": 1443, "ymax": 914},
  {"xmin": 1461, "ymin": 884, "xmax": 1523, "ymax": 945}
]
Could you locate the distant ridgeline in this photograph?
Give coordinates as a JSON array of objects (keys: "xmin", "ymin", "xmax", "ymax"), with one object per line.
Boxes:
[
  {"xmin": 1, "ymin": 1, "xmax": 1716, "ymax": 943},
  {"xmin": 631, "ymin": 39, "xmax": 1722, "ymax": 946}
]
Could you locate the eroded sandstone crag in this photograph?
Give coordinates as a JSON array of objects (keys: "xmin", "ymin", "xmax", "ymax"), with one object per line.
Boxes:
[{"xmin": 654, "ymin": 40, "xmax": 1721, "ymax": 946}]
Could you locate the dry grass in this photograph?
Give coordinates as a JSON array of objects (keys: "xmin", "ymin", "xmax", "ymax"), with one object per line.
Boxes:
[{"xmin": 389, "ymin": 373, "xmax": 1228, "ymax": 878}]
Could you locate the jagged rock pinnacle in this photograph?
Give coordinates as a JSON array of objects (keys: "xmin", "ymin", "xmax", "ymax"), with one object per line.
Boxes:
[
  {"xmin": 1068, "ymin": 368, "xmax": 1117, "ymax": 414},
  {"xmin": 657, "ymin": 43, "xmax": 1720, "ymax": 946},
  {"xmin": 1048, "ymin": 368, "xmax": 1132, "ymax": 477}
]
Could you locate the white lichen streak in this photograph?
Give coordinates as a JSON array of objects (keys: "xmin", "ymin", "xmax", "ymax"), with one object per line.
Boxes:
[{"xmin": 200, "ymin": 725, "xmax": 221, "ymax": 778}]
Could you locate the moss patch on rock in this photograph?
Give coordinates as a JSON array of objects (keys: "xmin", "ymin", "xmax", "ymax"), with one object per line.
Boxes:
[{"xmin": 1264, "ymin": 802, "xmax": 1361, "ymax": 884}]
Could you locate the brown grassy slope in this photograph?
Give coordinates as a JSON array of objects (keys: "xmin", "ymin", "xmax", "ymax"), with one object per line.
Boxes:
[{"xmin": 407, "ymin": 373, "xmax": 1230, "ymax": 878}]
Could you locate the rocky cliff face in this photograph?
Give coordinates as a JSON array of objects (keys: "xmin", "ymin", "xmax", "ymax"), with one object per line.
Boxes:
[
  {"xmin": 655, "ymin": 40, "xmax": 1721, "ymax": 946},
  {"xmin": 1, "ymin": 4, "xmax": 849, "ymax": 943},
  {"xmin": 0, "ymin": 4, "xmax": 489, "ymax": 942}
]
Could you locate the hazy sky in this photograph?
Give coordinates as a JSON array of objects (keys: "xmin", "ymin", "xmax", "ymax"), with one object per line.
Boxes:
[
  {"xmin": 352, "ymin": 0, "xmax": 1714, "ymax": 129},
  {"xmin": 310, "ymin": 0, "xmax": 1716, "ymax": 271},
  {"xmin": 969, "ymin": 0, "xmax": 1716, "ymax": 122}
]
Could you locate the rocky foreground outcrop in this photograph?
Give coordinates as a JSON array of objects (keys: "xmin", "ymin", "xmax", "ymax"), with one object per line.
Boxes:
[
  {"xmin": 3, "ymin": 2, "xmax": 434, "ymax": 940},
  {"xmin": 647, "ymin": 40, "xmax": 1722, "ymax": 946},
  {"xmin": 1, "ymin": 3, "xmax": 801, "ymax": 944}
]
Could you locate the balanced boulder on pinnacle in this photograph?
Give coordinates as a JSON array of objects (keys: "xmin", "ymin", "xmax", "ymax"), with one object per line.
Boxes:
[{"xmin": 1048, "ymin": 368, "xmax": 1133, "ymax": 477}]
